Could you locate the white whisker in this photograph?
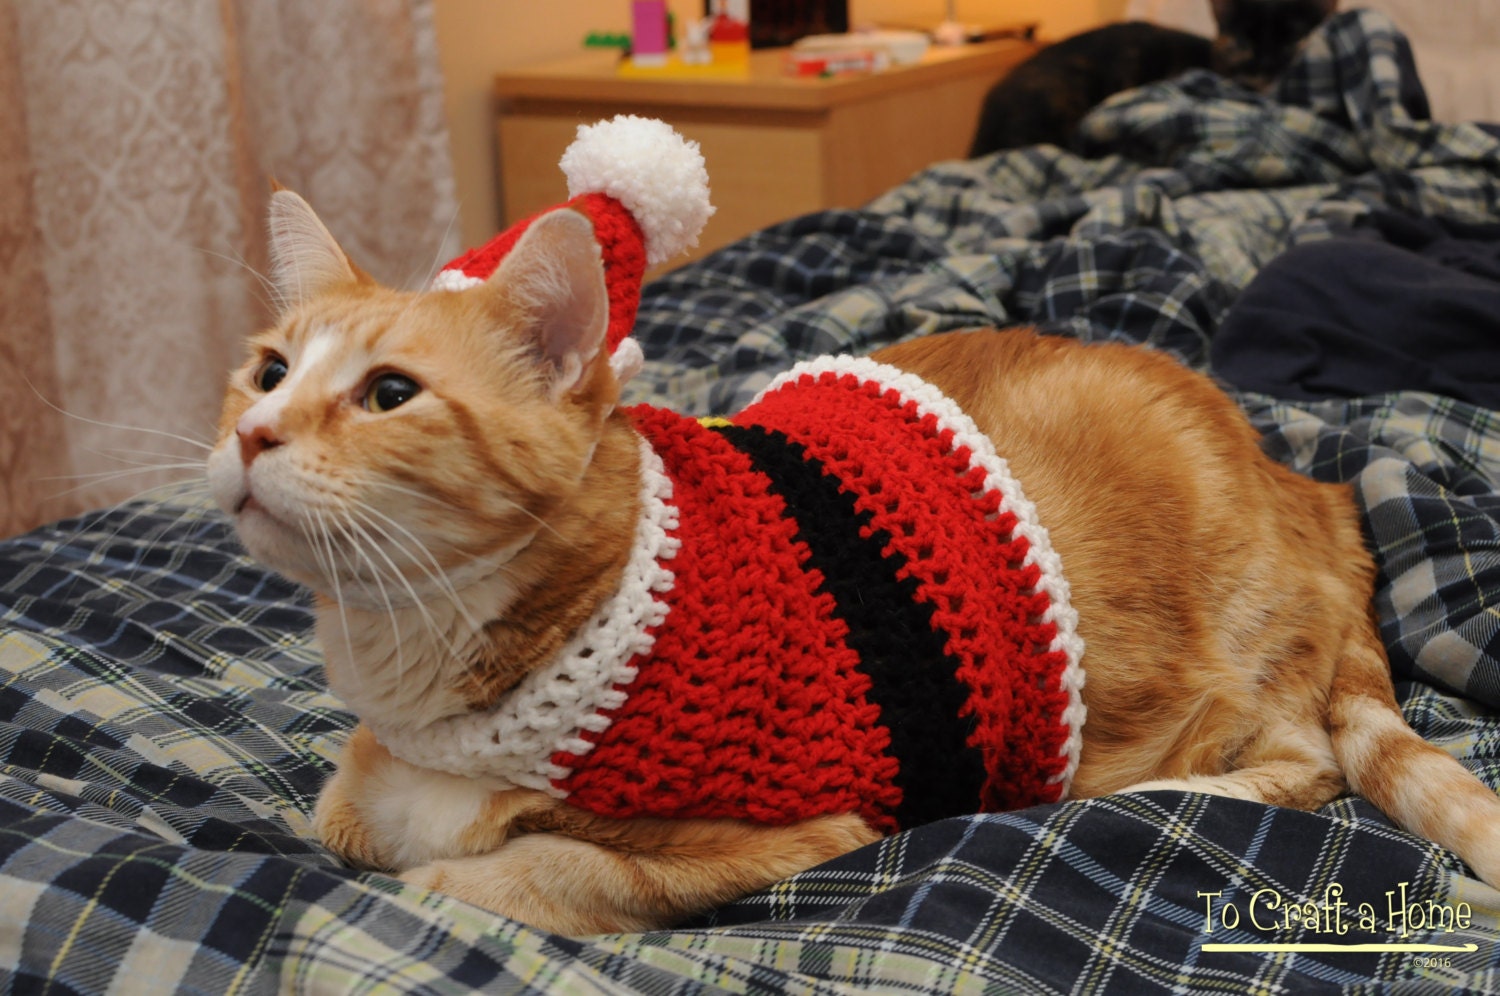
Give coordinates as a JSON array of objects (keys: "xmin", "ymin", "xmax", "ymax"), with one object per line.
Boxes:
[
  {"xmin": 323, "ymin": 508, "xmax": 409, "ymax": 680},
  {"xmin": 403, "ymin": 201, "xmax": 463, "ymax": 293},
  {"xmin": 44, "ymin": 468, "xmax": 204, "ymax": 511},
  {"xmin": 194, "ymin": 244, "xmax": 281, "ymax": 317},
  {"xmin": 105, "ymin": 446, "xmax": 218, "ymax": 466},
  {"xmin": 344, "ymin": 498, "xmax": 485, "ymax": 634},
  {"xmin": 340, "ymin": 505, "xmax": 473, "ymax": 658},
  {"xmin": 362, "ymin": 476, "xmax": 566, "ymax": 547},
  {"xmin": 14, "ymin": 393, "xmax": 215, "ymax": 599},
  {"xmin": 306, "ymin": 508, "xmax": 359, "ymax": 680},
  {"xmin": 36, "ymin": 479, "xmax": 212, "ymax": 603},
  {"xmin": 335, "ymin": 509, "xmax": 472, "ymax": 700},
  {"xmin": 41, "ymin": 462, "xmax": 206, "ymax": 492},
  {"xmin": 25, "ymin": 384, "xmax": 214, "ymax": 453}
]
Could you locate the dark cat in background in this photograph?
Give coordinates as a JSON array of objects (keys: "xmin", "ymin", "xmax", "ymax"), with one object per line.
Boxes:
[
  {"xmin": 969, "ymin": 0, "xmax": 1339, "ymax": 157},
  {"xmin": 1208, "ymin": 0, "xmax": 1338, "ymax": 89}
]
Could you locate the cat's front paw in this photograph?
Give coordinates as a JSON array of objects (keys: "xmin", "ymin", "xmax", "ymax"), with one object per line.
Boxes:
[
  {"xmin": 396, "ymin": 858, "xmax": 574, "ymax": 929},
  {"xmin": 311, "ymin": 723, "xmax": 407, "ymax": 870},
  {"xmin": 1119, "ymin": 777, "xmax": 1201, "ymax": 796},
  {"xmin": 397, "ymin": 848, "xmax": 668, "ymax": 935},
  {"xmin": 1118, "ymin": 775, "xmax": 1261, "ymax": 802},
  {"xmin": 314, "ymin": 777, "xmax": 393, "ymax": 871}
]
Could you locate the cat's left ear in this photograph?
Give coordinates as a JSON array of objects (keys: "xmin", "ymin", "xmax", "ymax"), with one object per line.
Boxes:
[
  {"xmin": 488, "ymin": 208, "xmax": 609, "ymax": 400},
  {"xmin": 267, "ymin": 188, "xmax": 367, "ymax": 310}
]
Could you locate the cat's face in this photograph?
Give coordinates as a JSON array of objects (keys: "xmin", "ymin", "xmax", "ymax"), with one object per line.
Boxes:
[
  {"xmin": 1210, "ymin": 0, "xmax": 1338, "ymax": 90},
  {"xmin": 208, "ymin": 193, "xmax": 615, "ymax": 605}
]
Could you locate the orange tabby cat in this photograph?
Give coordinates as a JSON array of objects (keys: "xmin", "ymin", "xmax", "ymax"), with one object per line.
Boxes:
[{"xmin": 207, "ymin": 190, "xmax": 1500, "ymax": 936}]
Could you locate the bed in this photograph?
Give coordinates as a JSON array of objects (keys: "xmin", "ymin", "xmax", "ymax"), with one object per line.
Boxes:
[{"xmin": 3, "ymin": 10, "xmax": 1498, "ymax": 993}]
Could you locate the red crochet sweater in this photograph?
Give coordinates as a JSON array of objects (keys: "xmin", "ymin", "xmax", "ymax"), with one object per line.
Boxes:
[{"xmin": 377, "ymin": 356, "xmax": 1085, "ymax": 834}]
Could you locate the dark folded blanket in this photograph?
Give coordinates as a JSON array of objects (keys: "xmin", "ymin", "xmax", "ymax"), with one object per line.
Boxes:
[{"xmin": 1213, "ymin": 211, "xmax": 1500, "ymax": 408}]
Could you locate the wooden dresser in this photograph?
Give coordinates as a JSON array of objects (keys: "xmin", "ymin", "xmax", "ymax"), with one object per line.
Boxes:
[{"xmin": 494, "ymin": 38, "xmax": 1038, "ymax": 266}]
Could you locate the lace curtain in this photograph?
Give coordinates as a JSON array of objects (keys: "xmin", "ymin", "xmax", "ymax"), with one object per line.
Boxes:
[{"xmin": 0, "ymin": 0, "xmax": 460, "ymax": 538}]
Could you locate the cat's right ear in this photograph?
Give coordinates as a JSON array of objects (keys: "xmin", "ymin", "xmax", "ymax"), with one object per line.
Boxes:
[
  {"xmin": 267, "ymin": 189, "xmax": 361, "ymax": 310},
  {"xmin": 486, "ymin": 209, "xmax": 610, "ymax": 401}
]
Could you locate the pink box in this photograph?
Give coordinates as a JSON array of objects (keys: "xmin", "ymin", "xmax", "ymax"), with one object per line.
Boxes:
[{"xmin": 631, "ymin": 1, "xmax": 668, "ymax": 65}]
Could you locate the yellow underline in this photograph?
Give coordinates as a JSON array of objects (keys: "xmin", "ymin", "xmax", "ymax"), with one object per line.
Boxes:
[{"xmin": 1202, "ymin": 942, "xmax": 1479, "ymax": 953}]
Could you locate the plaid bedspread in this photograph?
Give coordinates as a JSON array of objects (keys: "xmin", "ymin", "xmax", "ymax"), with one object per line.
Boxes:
[{"xmin": 3, "ymin": 10, "xmax": 1500, "ymax": 993}]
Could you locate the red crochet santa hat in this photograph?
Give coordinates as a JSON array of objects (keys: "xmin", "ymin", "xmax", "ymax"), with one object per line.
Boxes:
[{"xmin": 431, "ymin": 115, "xmax": 714, "ymax": 384}]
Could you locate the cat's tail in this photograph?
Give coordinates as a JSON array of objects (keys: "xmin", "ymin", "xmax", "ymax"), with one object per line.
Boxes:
[{"xmin": 1329, "ymin": 621, "xmax": 1500, "ymax": 888}]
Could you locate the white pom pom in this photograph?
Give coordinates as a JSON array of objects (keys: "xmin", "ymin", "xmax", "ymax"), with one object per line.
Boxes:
[
  {"xmin": 608, "ymin": 337, "xmax": 645, "ymax": 386},
  {"xmin": 559, "ymin": 115, "xmax": 716, "ymax": 266}
]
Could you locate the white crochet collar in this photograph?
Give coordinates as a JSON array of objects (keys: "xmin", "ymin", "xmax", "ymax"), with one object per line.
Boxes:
[{"xmin": 366, "ymin": 435, "xmax": 679, "ymax": 790}]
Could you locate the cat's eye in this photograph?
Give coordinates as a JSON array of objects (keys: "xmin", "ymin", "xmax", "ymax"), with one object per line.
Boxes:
[
  {"xmin": 365, "ymin": 373, "xmax": 420, "ymax": 413},
  {"xmin": 255, "ymin": 356, "xmax": 288, "ymax": 393}
]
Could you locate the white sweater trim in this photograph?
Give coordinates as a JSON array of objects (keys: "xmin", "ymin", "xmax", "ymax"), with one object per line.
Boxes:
[{"xmin": 429, "ymin": 268, "xmax": 482, "ymax": 292}]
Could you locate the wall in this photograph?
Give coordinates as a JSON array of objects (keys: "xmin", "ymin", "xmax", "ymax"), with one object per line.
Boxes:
[{"xmin": 431, "ymin": 0, "xmax": 1123, "ymax": 249}]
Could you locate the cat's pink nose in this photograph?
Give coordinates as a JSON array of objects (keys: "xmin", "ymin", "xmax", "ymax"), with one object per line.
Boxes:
[{"xmin": 237, "ymin": 418, "xmax": 283, "ymax": 466}]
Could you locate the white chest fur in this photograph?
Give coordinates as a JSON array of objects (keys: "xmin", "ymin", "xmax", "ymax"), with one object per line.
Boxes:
[
  {"xmin": 316, "ymin": 561, "xmax": 526, "ymax": 732},
  {"xmin": 360, "ymin": 760, "xmax": 511, "ymax": 868}
]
